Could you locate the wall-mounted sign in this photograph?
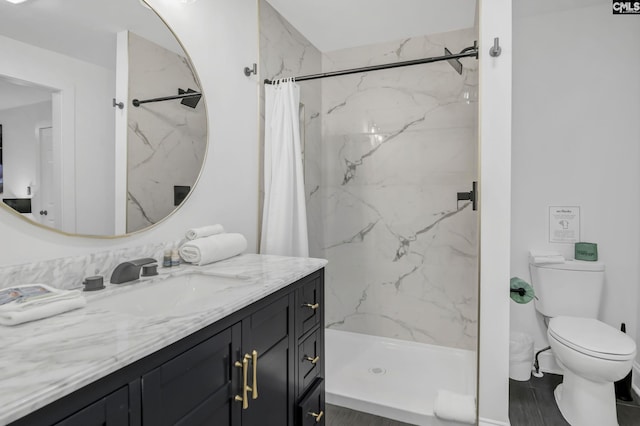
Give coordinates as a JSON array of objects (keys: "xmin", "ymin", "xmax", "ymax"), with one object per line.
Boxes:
[{"xmin": 549, "ymin": 206, "xmax": 580, "ymax": 243}]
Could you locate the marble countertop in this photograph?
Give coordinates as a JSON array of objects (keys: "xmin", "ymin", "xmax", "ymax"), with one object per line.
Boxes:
[{"xmin": 0, "ymin": 254, "xmax": 327, "ymax": 425}]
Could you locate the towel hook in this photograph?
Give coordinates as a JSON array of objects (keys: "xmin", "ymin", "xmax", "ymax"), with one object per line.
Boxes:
[
  {"xmin": 489, "ymin": 37, "xmax": 502, "ymax": 57},
  {"xmin": 112, "ymin": 98, "xmax": 124, "ymax": 109},
  {"xmin": 244, "ymin": 63, "xmax": 257, "ymax": 77}
]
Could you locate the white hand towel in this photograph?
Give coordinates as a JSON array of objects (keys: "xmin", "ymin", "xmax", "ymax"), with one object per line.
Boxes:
[
  {"xmin": 0, "ymin": 284, "xmax": 86, "ymax": 326},
  {"xmin": 185, "ymin": 224, "xmax": 225, "ymax": 240},
  {"xmin": 179, "ymin": 233, "xmax": 247, "ymax": 266},
  {"xmin": 433, "ymin": 390, "xmax": 476, "ymax": 424}
]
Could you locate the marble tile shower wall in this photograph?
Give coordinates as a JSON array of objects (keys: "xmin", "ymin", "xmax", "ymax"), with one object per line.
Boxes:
[
  {"xmin": 258, "ymin": 0, "xmax": 323, "ymax": 247},
  {"xmin": 0, "ymin": 242, "xmax": 175, "ymax": 291},
  {"xmin": 127, "ymin": 32, "xmax": 207, "ymax": 233},
  {"xmin": 311, "ymin": 29, "xmax": 479, "ymax": 350}
]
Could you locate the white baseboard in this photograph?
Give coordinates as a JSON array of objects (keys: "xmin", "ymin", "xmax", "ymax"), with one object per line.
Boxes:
[{"xmin": 479, "ymin": 418, "xmax": 510, "ymax": 426}]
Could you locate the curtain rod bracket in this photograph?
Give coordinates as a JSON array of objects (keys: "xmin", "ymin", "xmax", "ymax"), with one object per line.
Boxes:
[
  {"xmin": 489, "ymin": 37, "xmax": 502, "ymax": 57},
  {"xmin": 244, "ymin": 63, "xmax": 257, "ymax": 77}
]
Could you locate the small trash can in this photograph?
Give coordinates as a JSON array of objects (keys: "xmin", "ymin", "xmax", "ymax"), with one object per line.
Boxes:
[{"xmin": 509, "ymin": 332, "xmax": 534, "ymax": 381}]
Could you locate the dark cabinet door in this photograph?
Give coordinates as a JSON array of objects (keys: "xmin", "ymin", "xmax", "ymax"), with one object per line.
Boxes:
[
  {"xmin": 141, "ymin": 325, "xmax": 241, "ymax": 426},
  {"xmin": 54, "ymin": 386, "xmax": 129, "ymax": 426},
  {"xmin": 241, "ymin": 295, "xmax": 294, "ymax": 426}
]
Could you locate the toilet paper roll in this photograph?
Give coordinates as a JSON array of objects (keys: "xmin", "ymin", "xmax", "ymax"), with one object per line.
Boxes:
[{"xmin": 510, "ymin": 277, "xmax": 536, "ymax": 304}]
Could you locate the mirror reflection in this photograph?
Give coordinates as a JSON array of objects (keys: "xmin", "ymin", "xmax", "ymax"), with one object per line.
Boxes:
[{"xmin": 0, "ymin": 0, "xmax": 207, "ymax": 236}]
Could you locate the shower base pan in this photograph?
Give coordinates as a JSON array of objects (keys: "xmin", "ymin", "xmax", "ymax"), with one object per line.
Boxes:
[{"xmin": 325, "ymin": 329, "xmax": 476, "ymax": 425}]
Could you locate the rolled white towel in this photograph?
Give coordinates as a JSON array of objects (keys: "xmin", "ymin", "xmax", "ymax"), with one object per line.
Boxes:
[
  {"xmin": 433, "ymin": 390, "xmax": 476, "ymax": 424},
  {"xmin": 0, "ymin": 284, "xmax": 86, "ymax": 326},
  {"xmin": 179, "ymin": 233, "xmax": 247, "ymax": 266},
  {"xmin": 185, "ymin": 224, "xmax": 225, "ymax": 240}
]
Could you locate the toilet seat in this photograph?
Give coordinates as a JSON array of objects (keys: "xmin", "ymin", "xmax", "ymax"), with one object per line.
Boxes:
[{"xmin": 548, "ymin": 316, "xmax": 636, "ymax": 361}]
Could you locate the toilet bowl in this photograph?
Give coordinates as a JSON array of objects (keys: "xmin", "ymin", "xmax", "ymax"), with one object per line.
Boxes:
[{"xmin": 547, "ymin": 316, "xmax": 636, "ymax": 426}]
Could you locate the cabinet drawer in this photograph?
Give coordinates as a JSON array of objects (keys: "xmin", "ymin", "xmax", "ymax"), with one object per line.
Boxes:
[
  {"xmin": 297, "ymin": 379, "xmax": 325, "ymax": 426},
  {"xmin": 298, "ymin": 328, "xmax": 321, "ymax": 392},
  {"xmin": 296, "ymin": 275, "xmax": 321, "ymax": 337}
]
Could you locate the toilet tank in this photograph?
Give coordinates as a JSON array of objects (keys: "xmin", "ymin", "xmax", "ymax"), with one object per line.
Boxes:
[{"xmin": 529, "ymin": 260, "xmax": 605, "ymax": 318}]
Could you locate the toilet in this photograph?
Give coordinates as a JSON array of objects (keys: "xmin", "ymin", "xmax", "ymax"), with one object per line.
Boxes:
[{"xmin": 529, "ymin": 260, "xmax": 636, "ymax": 426}]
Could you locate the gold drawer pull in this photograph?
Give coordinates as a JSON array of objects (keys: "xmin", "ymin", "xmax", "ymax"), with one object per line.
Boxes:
[
  {"xmin": 251, "ymin": 350, "xmax": 258, "ymax": 399},
  {"xmin": 303, "ymin": 303, "xmax": 320, "ymax": 310},
  {"xmin": 305, "ymin": 355, "xmax": 320, "ymax": 364},
  {"xmin": 234, "ymin": 355, "xmax": 251, "ymax": 409},
  {"xmin": 308, "ymin": 410, "xmax": 324, "ymax": 422}
]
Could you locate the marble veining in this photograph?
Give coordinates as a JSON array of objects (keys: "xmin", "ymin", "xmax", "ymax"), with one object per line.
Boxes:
[
  {"xmin": 259, "ymin": 5, "xmax": 477, "ymax": 349},
  {"xmin": 126, "ymin": 32, "xmax": 207, "ymax": 233},
  {"xmin": 0, "ymin": 241, "xmax": 179, "ymax": 291},
  {"xmin": 310, "ymin": 29, "xmax": 479, "ymax": 350},
  {"xmin": 0, "ymin": 254, "xmax": 326, "ymax": 425}
]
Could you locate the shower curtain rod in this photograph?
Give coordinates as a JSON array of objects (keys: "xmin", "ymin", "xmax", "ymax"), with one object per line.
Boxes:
[{"xmin": 264, "ymin": 42, "xmax": 478, "ymax": 85}]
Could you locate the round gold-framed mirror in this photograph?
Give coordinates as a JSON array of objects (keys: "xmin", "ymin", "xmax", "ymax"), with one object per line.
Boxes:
[{"xmin": 0, "ymin": 0, "xmax": 207, "ymax": 237}]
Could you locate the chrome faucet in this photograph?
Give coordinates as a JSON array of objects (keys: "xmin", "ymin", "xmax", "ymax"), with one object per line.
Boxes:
[{"xmin": 110, "ymin": 258, "xmax": 157, "ymax": 284}]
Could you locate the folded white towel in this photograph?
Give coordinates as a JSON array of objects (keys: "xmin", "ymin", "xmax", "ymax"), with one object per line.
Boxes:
[
  {"xmin": 0, "ymin": 284, "xmax": 86, "ymax": 326},
  {"xmin": 185, "ymin": 224, "xmax": 225, "ymax": 240},
  {"xmin": 179, "ymin": 233, "xmax": 247, "ymax": 266},
  {"xmin": 433, "ymin": 390, "xmax": 476, "ymax": 424}
]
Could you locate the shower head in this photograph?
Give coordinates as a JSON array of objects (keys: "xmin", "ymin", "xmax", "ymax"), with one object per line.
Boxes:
[
  {"xmin": 179, "ymin": 88, "xmax": 202, "ymax": 108},
  {"xmin": 444, "ymin": 47, "xmax": 463, "ymax": 75}
]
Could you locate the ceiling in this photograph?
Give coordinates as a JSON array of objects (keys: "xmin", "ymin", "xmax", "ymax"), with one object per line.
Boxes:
[
  {"xmin": 265, "ymin": 0, "xmax": 477, "ymax": 52},
  {"xmin": 265, "ymin": 0, "xmax": 610, "ymax": 53},
  {"xmin": 0, "ymin": 0, "xmax": 182, "ymax": 71}
]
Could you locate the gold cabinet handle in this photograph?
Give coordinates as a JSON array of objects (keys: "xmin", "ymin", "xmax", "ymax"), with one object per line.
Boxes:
[
  {"xmin": 305, "ymin": 355, "xmax": 320, "ymax": 364},
  {"xmin": 303, "ymin": 303, "xmax": 320, "ymax": 310},
  {"xmin": 251, "ymin": 350, "xmax": 258, "ymax": 399},
  {"xmin": 308, "ymin": 410, "xmax": 324, "ymax": 423},
  {"xmin": 234, "ymin": 355, "xmax": 251, "ymax": 409}
]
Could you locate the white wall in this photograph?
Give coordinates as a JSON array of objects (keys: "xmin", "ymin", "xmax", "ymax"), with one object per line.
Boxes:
[
  {"xmin": 478, "ymin": 0, "xmax": 512, "ymax": 424},
  {"xmin": 0, "ymin": 0, "xmax": 259, "ymax": 265},
  {"xmin": 0, "ymin": 101, "xmax": 51, "ymax": 199},
  {"xmin": 511, "ymin": 3, "xmax": 640, "ymax": 370},
  {"xmin": 0, "ymin": 34, "xmax": 115, "ymax": 235}
]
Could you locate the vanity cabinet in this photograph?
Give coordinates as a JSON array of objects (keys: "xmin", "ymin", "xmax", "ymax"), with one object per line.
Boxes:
[
  {"xmin": 54, "ymin": 386, "xmax": 130, "ymax": 426},
  {"xmin": 10, "ymin": 269, "xmax": 324, "ymax": 426}
]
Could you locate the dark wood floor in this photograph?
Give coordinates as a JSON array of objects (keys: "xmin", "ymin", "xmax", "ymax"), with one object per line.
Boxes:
[
  {"xmin": 325, "ymin": 404, "xmax": 414, "ymax": 426},
  {"xmin": 509, "ymin": 373, "xmax": 640, "ymax": 426}
]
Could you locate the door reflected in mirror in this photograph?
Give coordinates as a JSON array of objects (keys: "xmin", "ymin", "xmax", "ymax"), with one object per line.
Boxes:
[{"xmin": 0, "ymin": 0, "xmax": 207, "ymax": 237}]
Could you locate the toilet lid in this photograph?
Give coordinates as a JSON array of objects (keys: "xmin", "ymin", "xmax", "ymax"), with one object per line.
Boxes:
[{"xmin": 548, "ymin": 317, "xmax": 636, "ymax": 361}]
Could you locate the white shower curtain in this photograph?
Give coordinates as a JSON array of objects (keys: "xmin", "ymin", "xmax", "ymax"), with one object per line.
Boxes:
[{"xmin": 260, "ymin": 79, "xmax": 309, "ymax": 257}]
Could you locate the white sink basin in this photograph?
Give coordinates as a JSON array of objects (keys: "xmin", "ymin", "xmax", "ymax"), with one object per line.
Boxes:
[{"xmin": 92, "ymin": 272, "xmax": 247, "ymax": 317}]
